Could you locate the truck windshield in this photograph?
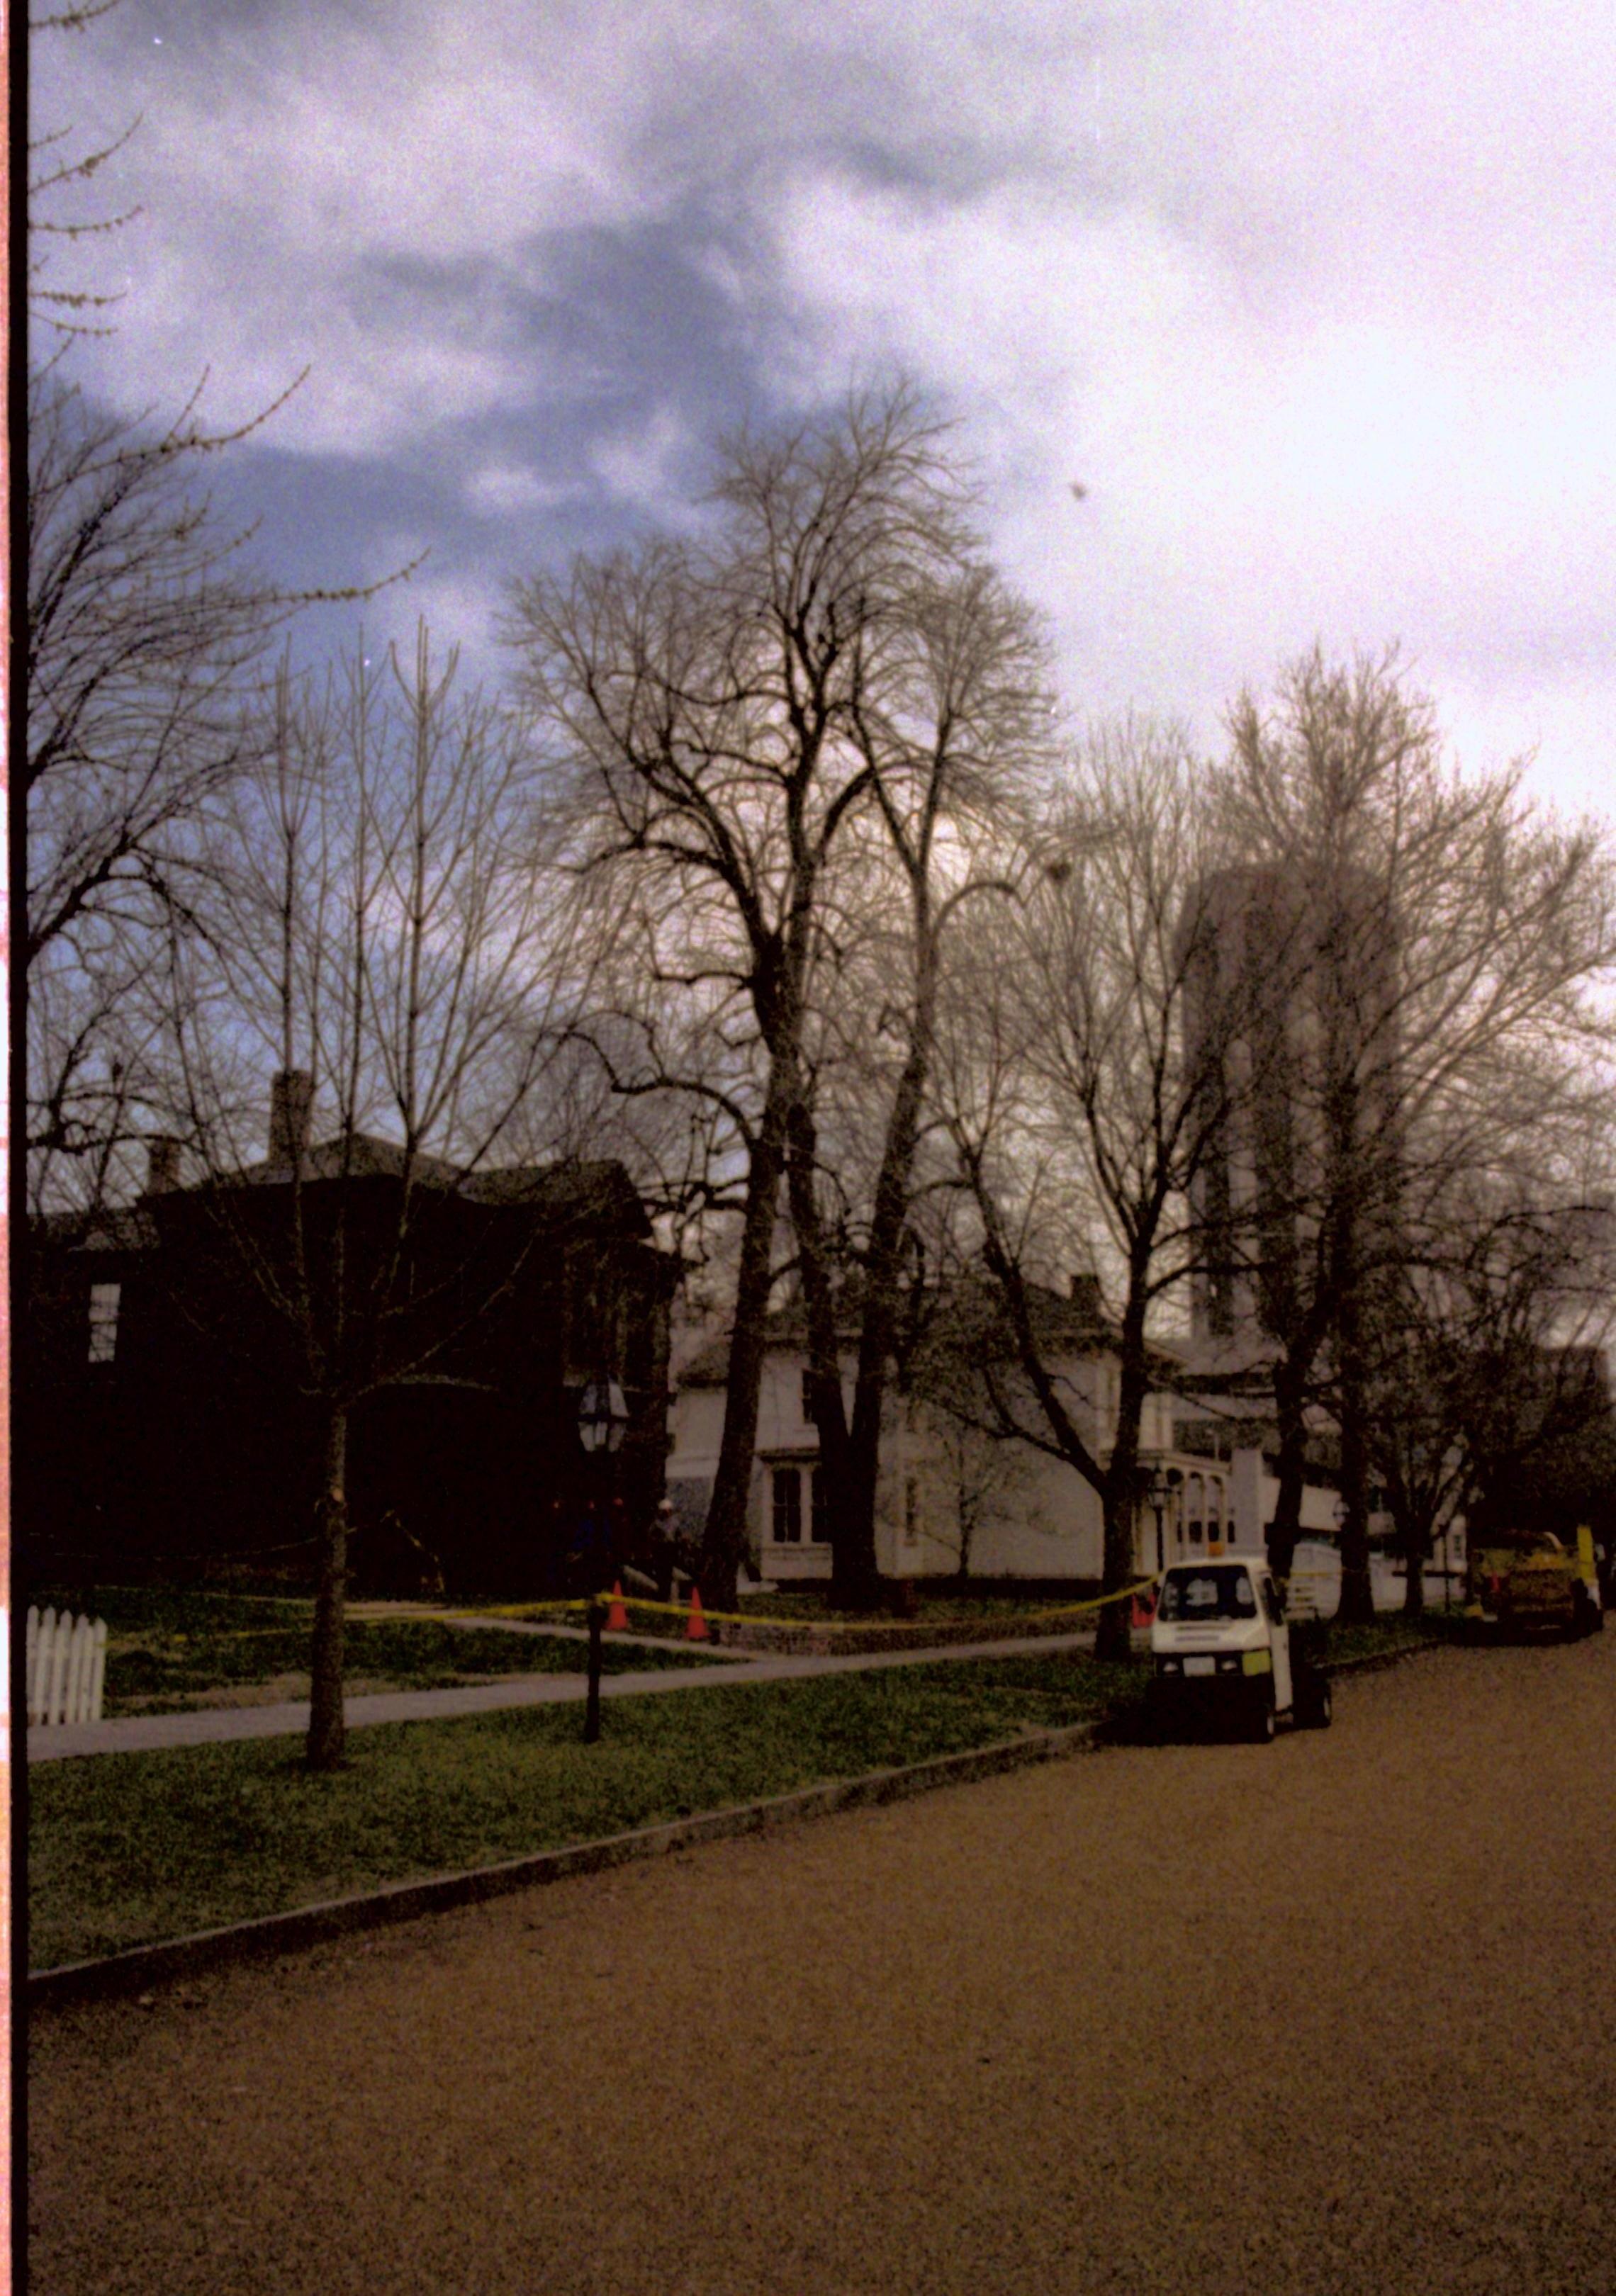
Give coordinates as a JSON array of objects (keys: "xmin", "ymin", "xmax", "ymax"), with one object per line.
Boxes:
[{"xmin": 1160, "ymin": 1567, "xmax": 1258, "ymax": 1621}]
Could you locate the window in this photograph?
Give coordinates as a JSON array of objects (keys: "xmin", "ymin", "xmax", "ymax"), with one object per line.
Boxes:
[
  {"xmin": 1186, "ymin": 1472, "xmax": 1204, "ymax": 1547},
  {"xmin": 772, "ymin": 1467, "xmax": 803, "ymax": 1543},
  {"xmin": 903, "ymin": 1475, "xmax": 921, "ymax": 1548},
  {"xmin": 88, "ymin": 1282, "xmax": 121, "ymax": 1364},
  {"xmin": 810, "ymin": 1466, "xmax": 829, "ymax": 1544},
  {"xmin": 800, "ymin": 1370, "xmax": 817, "ymax": 1426},
  {"xmin": 772, "ymin": 1464, "xmax": 831, "ymax": 1545},
  {"xmin": 1159, "ymin": 1566, "xmax": 1257, "ymax": 1621},
  {"xmin": 1205, "ymin": 1478, "xmax": 1223, "ymax": 1545}
]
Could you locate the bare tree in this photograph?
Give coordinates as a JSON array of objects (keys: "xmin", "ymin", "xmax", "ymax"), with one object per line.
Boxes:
[
  {"xmin": 1362, "ymin": 1174, "xmax": 1615, "ymax": 1618},
  {"xmin": 782, "ymin": 561, "xmax": 1053, "ymax": 1606},
  {"xmin": 28, "ymin": 0, "xmax": 144, "ymax": 344},
  {"xmin": 905, "ymin": 1289, "xmax": 1039, "ymax": 1584},
  {"xmin": 157, "ymin": 633, "xmax": 578, "ymax": 1767},
  {"xmin": 1361, "ymin": 1273, "xmax": 1476, "ymax": 1618},
  {"xmin": 1447, "ymin": 1195, "xmax": 1616, "ymax": 1536},
  {"xmin": 507, "ymin": 386, "xmax": 997, "ymax": 1609},
  {"xmin": 25, "ymin": 0, "xmax": 407, "ymax": 1217},
  {"xmin": 1211, "ymin": 646, "xmax": 1616, "ymax": 1621},
  {"xmin": 935, "ymin": 723, "xmax": 1247, "ymax": 1659}
]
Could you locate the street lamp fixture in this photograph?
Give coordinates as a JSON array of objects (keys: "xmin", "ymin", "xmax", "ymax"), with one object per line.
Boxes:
[{"xmin": 577, "ymin": 1378, "xmax": 629, "ymax": 1456}]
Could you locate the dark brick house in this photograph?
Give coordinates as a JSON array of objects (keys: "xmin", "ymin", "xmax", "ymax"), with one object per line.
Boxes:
[{"xmin": 23, "ymin": 1096, "xmax": 674, "ymax": 1599}]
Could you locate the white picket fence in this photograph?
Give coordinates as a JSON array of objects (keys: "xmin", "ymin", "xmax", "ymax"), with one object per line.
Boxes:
[{"xmin": 26, "ymin": 1607, "xmax": 108, "ymax": 1726}]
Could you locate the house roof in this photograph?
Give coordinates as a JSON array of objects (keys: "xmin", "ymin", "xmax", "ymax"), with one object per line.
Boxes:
[
  {"xmin": 185, "ymin": 1141, "xmax": 648, "ymax": 1235},
  {"xmin": 676, "ymin": 1307, "xmax": 832, "ymax": 1388},
  {"xmin": 233, "ymin": 1134, "xmax": 460, "ymax": 1188},
  {"xmin": 673, "ymin": 1278, "xmax": 1182, "ymax": 1392},
  {"xmin": 35, "ymin": 1152, "xmax": 652, "ymax": 1254},
  {"xmin": 33, "ymin": 1205, "xmax": 160, "ymax": 1255},
  {"xmin": 459, "ymin": 1160, "xmax": 647, "ymax": 1229}
]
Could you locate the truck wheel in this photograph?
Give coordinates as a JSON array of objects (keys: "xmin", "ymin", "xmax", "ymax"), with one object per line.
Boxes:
[
  {"xmin": 1300, "ymin": 1677, "xmax": 1333, "ymax": 1731},
  {"xmin": 1246, "ymin": 1691, "xmax": 1276, "ymax": 1745}
]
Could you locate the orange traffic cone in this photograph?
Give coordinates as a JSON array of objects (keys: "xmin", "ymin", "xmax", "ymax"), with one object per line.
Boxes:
[
  {"xmin": 605, "ymin": 1581, "xmax": 629, "ymax": 1631},
  {"xmin": 685, "ymin": 1586, "xmax": 710, "ymax": 1641}
]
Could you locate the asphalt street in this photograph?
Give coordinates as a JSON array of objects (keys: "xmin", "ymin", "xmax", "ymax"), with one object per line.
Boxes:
[{"xmin": 27, "ymin": 1633, "xmax": 1616, "ymax": 2295}]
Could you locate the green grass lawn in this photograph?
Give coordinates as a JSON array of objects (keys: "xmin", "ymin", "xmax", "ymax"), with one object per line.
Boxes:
[
  {"xmin": 731, "ymin": 1587, "xmax": 1096, "ymax": 1623},
  {"xmin": 28, "ymin": 1649, "xmax": 1146, "ymax": 1969},
  {"xmin": 486, "ymin": 1587, "xmax": 1107, "ymax": 1636},
  {"xmin": 1308, "ymin": 1610, "xmax": 1466, "ymax": 1666},
  {"xmin": 30, "ymin": 1585, "xmax": 714, "ymax": 1713}
]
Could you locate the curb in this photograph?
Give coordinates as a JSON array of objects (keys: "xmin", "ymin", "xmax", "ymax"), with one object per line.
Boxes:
[{"xmin": 27, "ymin": 1718, "xmax": 1101, "ymax": 2010}]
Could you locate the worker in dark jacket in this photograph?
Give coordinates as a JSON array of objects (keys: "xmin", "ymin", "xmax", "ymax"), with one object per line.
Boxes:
[{"xmin": 650, "ymin": 1497, "xmax": 678, "ymax": 1603}]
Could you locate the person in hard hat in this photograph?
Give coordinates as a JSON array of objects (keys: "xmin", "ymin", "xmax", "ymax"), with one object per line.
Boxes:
[{"xmin": 651, "ymin": 1496, "xmax": 678, "ymax": 1604}]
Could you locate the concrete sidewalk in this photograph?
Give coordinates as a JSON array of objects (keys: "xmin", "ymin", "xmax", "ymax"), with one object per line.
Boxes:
[{"xmin": 26, "ymin": 1628, "xmax": 1101, "ymax": 1762}]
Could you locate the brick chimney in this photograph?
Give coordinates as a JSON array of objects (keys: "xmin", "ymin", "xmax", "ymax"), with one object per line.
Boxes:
[
  {"xmin": 145, "ymin": 1135, "xmax": 183, "ymax": 1193},
  {"xmin": 269, "ymin": 1069, "xmax": 315, "ymax": 1166},
  {"xmin": 1068, "ymin": 1269, "xmax": 1101, "ymax": 1319}
]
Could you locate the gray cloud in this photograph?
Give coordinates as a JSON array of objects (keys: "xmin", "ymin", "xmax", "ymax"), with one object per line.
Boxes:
[{"xmin": 32, "ymin": 0, "xmax": 1616, "ymax": 810}]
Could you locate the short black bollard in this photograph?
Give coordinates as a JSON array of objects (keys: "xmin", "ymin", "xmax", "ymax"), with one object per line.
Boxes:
[{"xmin": 583, "ymin": 1596, "xmax": 604, "ymax": 1743}]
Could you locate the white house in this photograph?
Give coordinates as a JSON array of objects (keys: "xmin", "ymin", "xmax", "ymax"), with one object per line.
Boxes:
[{"xmin": 666, "ymin": 1295, "xmax": 1279, "ymax": 1585}]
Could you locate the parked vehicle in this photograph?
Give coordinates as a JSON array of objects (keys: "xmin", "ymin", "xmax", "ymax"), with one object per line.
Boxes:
[
  {"xmin": 1148, "ymin": 1555, "xmax": 1332, "ymax": 1743},
  {"xmin": 1465, "ymin": 1526, "xmax": 1604, "ymax": 1641}
]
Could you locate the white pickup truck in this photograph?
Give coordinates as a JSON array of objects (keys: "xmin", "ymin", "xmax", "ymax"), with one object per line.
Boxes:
[{"xmin": 1148, "ymin": 1554, "xmax": 1332, "ymax": 1743}]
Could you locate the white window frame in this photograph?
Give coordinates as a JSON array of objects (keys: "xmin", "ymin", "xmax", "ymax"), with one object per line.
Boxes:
[
  {"xmin": 768, "ymin": 1462, "xmax": 831, "ymax": 1548},
  {"xmin": 772, "ymin": 1465, "xmax": 803, "ymax": 1543}
]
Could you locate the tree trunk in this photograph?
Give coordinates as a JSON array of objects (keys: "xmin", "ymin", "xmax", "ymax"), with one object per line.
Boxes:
[
  {"xmin": 838, "ymin": 1020, "xmax": 931, "ymax": 1611},
  {"xmin": 785, "ymin": 1096, "xmax": 866, "ymax": 1609},
  {"xmin": 833, "ymin": 1368, "xmax": 884, "ymax": 1611},
  {"xmin": 787, "ymin": 930, "xmax": 933, "ymax": 1614},
  {"xmin": 1398, "ymin": 1508, "xmax": 1428, "ymax": 1618},
  {"xmin": 1094, "ymin": 1482, "xmax": 1138, "ymax": 1662},
  {"xmin": 306, "ymin": 1405, "xmax": 349, "ymax": 1771},
  {"xmin": 1265, "ymin": 1359, "xmax": 1309, "ymax": 1582},
  {"xmin": 701, "ymin": 1079, "xmax": 790, "ymax": 1612},
  {"xmin": 1095, "ymin": 1311, "xmax": 1150, "ymax": 1663},
  {"xmin": 955, "ymin": 1497, "xmax": 975, "ymax": 1588},
  {"xmin": 1333, "ymin": 1215, "xmax": 1376, "ymax": 1629}
]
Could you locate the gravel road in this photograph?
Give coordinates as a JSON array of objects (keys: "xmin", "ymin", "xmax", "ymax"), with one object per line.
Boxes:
[{"xmin": 27, "ymin": 1634, "xmax": 1616, "ymax": 2295}]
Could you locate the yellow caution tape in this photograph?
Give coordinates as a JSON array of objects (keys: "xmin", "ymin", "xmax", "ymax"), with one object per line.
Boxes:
[{"xmin": 461, "ymin": 1577, "xmax": 1161, "ymax": 1634}]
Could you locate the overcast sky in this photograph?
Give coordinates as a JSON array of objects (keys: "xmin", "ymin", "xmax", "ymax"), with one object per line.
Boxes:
[{"xmin": 34, "ymin": 0, "xmax": 1616, "ymax": 819}]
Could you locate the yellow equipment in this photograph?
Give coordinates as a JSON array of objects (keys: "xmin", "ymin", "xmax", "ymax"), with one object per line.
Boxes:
[{"xmin": 1466, "ymin": 1524, "xmax": 1603, "ymax": 1640}]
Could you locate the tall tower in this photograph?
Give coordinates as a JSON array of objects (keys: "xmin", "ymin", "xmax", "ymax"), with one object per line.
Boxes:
[{"xmin": 1182, "ymin": 863, "xmax": 1399, "ymax": 1351}]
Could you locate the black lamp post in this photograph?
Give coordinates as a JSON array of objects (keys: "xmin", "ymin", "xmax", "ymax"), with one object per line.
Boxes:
[
  {"xmin": 1145, "ymin": 1464, "xmax": 1177, "ymax": 1576},
  {"xmin": 578, "ymin": 1378, "xmax": 630, "ymax": 1744}
]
